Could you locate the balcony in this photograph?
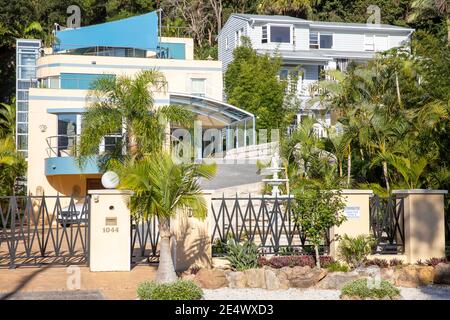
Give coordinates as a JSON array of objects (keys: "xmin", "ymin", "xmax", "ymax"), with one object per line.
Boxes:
[{"xmin": 44, "ymin": 135, "xmax": 120, "ymax": 176}]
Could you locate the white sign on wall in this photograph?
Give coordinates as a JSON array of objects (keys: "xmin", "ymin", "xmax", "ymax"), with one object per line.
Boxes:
[{"xmin": 344, "ymin": 206, "xmax": 360, "ymax": 218}]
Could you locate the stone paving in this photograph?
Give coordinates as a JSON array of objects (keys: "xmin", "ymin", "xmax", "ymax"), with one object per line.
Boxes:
[{"xmin": 0, "ymin": 265, "xmax": 157, "ymax": 300}]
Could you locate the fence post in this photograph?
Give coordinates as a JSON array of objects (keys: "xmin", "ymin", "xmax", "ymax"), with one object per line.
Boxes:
[
  {"xmin": 170, "ymin": 190, "xmax": 214, "ymax": 271},
  {"xmin": 392, "ymin": 189, "xmax": 448, "ymax": 264},
  {"xmin": 329, "ymin": 189, "xmax": 373, "ymax": 259},
  {"xmin": 88, "ymin": 189, "xmax": 133, "ymax": 272}
]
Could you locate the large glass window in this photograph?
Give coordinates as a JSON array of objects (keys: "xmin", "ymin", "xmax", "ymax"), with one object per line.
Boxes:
[
  {"xmin": 57, "ymin": 114, "xmax": 78, "ymax": 156},
  {"xmin": 310, "ymin": 32, "xmax": 333, "ymax": 49},
  {"xmin": 270, "ymin": 26, "xmax": 291, "ymax": 43}
]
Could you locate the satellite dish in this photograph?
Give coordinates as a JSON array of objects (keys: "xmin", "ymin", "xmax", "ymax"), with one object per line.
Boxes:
[{"xmin": 101, "ymin": 171, "xmax": 119, "ymax": 189}]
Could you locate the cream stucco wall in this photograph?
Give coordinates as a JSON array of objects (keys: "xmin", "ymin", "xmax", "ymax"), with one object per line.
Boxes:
[
  {"xmin": 28, "ymin": 54, "xmax": 224, "ymax": 197},
  {"xmin": 329, "ymin": 190, "xmax": 373, "ymax": 258},
  {"xmin": 36, "ymin": 54, "xmax": 223, "ymax": 100}
]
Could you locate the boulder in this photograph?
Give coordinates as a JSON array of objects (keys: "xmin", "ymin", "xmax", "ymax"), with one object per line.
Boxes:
[
  {"xmin": 290, "ymin": 266, "xmax": 311, "ymax": 278},
  {"xmin": 380, "ymin": 268, "xmax": 396, "ymax": 284},
  {"xmin": 394, "ymin": 265, "xmax": 434, "ymax": 288},
  {"xmin": 274, "ymin": 267, "xmax": 292, "ymax": 289},
  {"xmin": 226, "ymin": 271, "xmax": 247, "ymax": 288},
  {"xmin": 290, "ymin": 268, "xmax": 327, "ymax": 288},
  {"xmin": 433, "ymin": 263, "xmax": 450, "ymax": 285},
  {"xmin": 194, "ymin": 268, "xmax": 228, "ymax": 289},
  {"xmin": 264, "ymin": 268, "xmax": 283, "ymax": 290},
  {"xmin": 244, "ymin": 268, "xmax": 266, "ymax": 288},
  {"xmin": 316, "ymin": 271, "xmax": 363, "ymax": 290}
]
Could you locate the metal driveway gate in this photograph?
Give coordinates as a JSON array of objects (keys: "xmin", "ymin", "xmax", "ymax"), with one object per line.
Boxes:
[
  {"xmin": 210, "ymin": 195, "xmax": 330, "ymax": 256},
  {"xmin": 131, "ymin": 215, "xmax": 160, "ymax": 264},
  {"xmin": 0, "ymin": 195, "xmax": 90, "ymax": 268}
]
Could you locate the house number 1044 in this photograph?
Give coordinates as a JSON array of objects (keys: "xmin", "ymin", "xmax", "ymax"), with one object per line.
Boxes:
[{"xmin": 103, "ymin": 227, "xmax": 119, "ymax": 233}]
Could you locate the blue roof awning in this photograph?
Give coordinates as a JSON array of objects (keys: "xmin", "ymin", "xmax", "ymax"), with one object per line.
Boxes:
[{"xmin": 55, "ymin": 11, "xmax": 158, "ymax": 52}]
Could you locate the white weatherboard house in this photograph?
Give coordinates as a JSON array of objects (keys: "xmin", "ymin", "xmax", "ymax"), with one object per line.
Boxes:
[{"xmin": 218, "ymin": 14, "xmax": 414, "ymax": 135}]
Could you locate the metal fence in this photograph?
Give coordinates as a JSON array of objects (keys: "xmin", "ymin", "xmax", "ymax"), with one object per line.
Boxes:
[
  {"xmin": 210, "ymin": 195, "xmax": 330, "ymax": 256},
  {"xmin": 369, "ymin": 195, "xmax": 405, "ymax": 254},
  {"xmin": 131, "ymin": 215, "xmax": 160, "ymax": 264},
  {"xmin": 0, "ymin": 195, "xmax": 90, "ymax": 268}
]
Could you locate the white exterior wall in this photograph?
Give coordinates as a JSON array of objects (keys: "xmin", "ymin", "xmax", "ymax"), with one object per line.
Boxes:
[{"xmin": 218, "ymin": 16, "xmax": 249, "ymax": 73}]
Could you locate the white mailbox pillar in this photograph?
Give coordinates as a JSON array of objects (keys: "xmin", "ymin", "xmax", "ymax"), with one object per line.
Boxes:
[{"xmin": 88, "ymin": 189, "xmax": 132, "ymax": 272}]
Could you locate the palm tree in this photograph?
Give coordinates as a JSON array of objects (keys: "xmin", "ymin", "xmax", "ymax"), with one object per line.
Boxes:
[
  {"xmin": 257, "ymin": 0, "xmax": 322, "ymax": 17},
  {"xmin": 78, "ymin": 70, "xmax": 193, "ymax": 164},
  {"xmin": 0, "ymin": 137, "xmax": 26, "ymax": 196},
  {"xmin": 408, "ymin": 0, "xmax": 450, "ymax": 42},
  {"xmin": 0, "ymin": 102, "xmax": 16, "ymax": 138},
  {"xmin": 119, "ymin": 153, "xmax": 216, "ymax": 283}
]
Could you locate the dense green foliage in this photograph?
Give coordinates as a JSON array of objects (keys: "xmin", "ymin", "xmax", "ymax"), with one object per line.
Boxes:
[
  {"xmin": 338, "ymin": 234, "xmax": 375, "ymax": 269},
  {"xmin": 340, "ymin": 278, "xmax": 401, "ymax": 300},
  {"xmin": 225, "ymin": 239, "xmax": 260, "ymax": 271},
  {"xmin": 137, "ymin": 280, "xmax": 204, "ymax": 300},
  {"xmin": 293, "ymin": 187, "xmax": 346, "ymax": 268},
  {"xmin": 0, "ymin": 102, "xmax": 25, "ymax": 196},
  {"xmin": 1, "ymin": 0, "xmax": 447, "ymax": 105},
  {"xmin": 224, "ymin": 37, "xmax": 291, "ymax": 130}
]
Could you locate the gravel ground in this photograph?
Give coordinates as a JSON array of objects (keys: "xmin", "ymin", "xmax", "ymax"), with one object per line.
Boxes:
[{"xmin": 203, "ymin": 285, "xmax": 450, "ymax": 300}]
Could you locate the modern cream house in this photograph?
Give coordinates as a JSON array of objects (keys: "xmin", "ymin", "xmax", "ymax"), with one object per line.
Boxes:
[{"xmin": 25, "ymin": 11, "xmax": 255, "ymax": 198}]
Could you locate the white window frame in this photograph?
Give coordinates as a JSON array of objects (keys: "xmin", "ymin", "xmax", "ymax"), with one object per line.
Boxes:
[
  {"xmin": 310, "ymin": 31, "xmax": 333, "ymax": 49},
  {"xmin": 267, "ymin": 24, "xmax": 293, "ymax": 44},
  {"xmin": 364, "ymin": 34, "xmax": 389, "ymax": 51},
  {"xmin": 235, "ymin": 28, "xmax": 244, "ymax": 48},
  {"xmin": 261, "ymin": 25, "xmax": 268, "ymax": 43},
  {"xmin": 225, "ymin": 36, "xmax": 229, "ymax": 50},
  {"xmin": 364, "ymin": 34, "xmax": 375, "ymax": 51},
  {"xmin": 190, "ymin": 78, "xmax": 206, "ymax": 97}
]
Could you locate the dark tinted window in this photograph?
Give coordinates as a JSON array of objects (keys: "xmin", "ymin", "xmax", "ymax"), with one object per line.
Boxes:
[
  {"xmin": 270, "ymin": 26, "xmax": 290, "ymax": 43},
  {"xmin": 320, "ymin": 34, "xmax": 333, "ymax": 49}
]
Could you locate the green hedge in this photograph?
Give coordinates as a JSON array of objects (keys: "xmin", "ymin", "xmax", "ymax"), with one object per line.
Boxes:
[
  {"xmin": 137, "ymin": 280, "xmax": 203, "ymax": 300},
  {"xmin": 340, "ymin": 278, "xmax": 400, "ymax": 300}
]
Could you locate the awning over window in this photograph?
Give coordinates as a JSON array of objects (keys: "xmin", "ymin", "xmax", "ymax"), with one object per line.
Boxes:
[{"xmin": 55, "ymin": 11, "xmax": 158, "ymax": 52}]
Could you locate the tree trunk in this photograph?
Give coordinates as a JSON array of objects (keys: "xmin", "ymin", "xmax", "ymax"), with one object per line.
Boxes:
[
  {"xmin": 395, "ymin": 72, "xmax": 402, "ymax": 107},
  {"xmin": 155, "ymin": 217, "xmax": 178, "ymax": 283},
  {"xmin": 339, "ymin": 160, "xmax": 343, "ymax": 177},
  {"xmin": 347, "ymin": 146, "xmax": 351, "ymax": 187},
  {"xmin": 314, "ymin": 244, "xmax": 321, "ymax": 269},
  {"xmin": 383, "ymin": 161, "xmax": 390, "ymax": 192},
  {"xmin": 447, "ymin": 18, "xmax": 450, "ymax": 43}
]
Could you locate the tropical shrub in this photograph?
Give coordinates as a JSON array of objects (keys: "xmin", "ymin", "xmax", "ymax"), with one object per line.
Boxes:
[
  {"xmin": 225, "ymin": 239, "xmax": 260, "ymax": 271},
  {"xmin": 326, "ymin": 261, "xmax": 350, "ymax": 272},
  {"xmin": 338, "ymin": 234, "xmax": 375, "ymax": 268},
  {"xmin": 417, "ymin": 257, "xmax": 448, "ymax": 267},
  {"xmin": 137, "ymin": 280, "xmax": 203, "ymax": 300},
  {"xmin": 340, "ymin": 279, "xmax": 400, "ymax": 300},
  {"xmin": 365, "ymin": 258, "xmax": 389, "ymax": 268},
  {"xmin": 389, "ymin": 258, "xmax": 404, "ymax": 267},
  {"xmin": 293, "ymin": 187, "xmax": 346, "ymax": 268}
]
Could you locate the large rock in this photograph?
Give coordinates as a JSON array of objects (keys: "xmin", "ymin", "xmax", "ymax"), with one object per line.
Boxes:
[
  {"xmin": 274, "ymin": 267, "xmax": 292, "ymax": 289},
  {"xmin": 244, "ymin": 268, "xmax": 266, "ymax": 288},
  {"xmin": 381, "ymin": 268, "xmax": 396, "ymax": 284},
  {"xmin": 316, "ymin": 271, "xmax": 362, "ymax": 290},
  {"xmin": 264, "ymin": 268, "xmax": 283, "ymax": 290},
  {"xmin": 433, "ymin": 263, "xmax": 450, "ymax": 285},
  {"xmin": 394, "ymin": 265, "xmax": 434, "ymax": 288},
  {"xmin": 290, "ymin": 268, "xmax": 327, "ymax": 288},
  {"xmin": 194, "ymin": 268, "xmax": 228, "ymax": 289},
  {"xmin": 226, "ymin": 271, "xmax": 247, "ymax": 288}
]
